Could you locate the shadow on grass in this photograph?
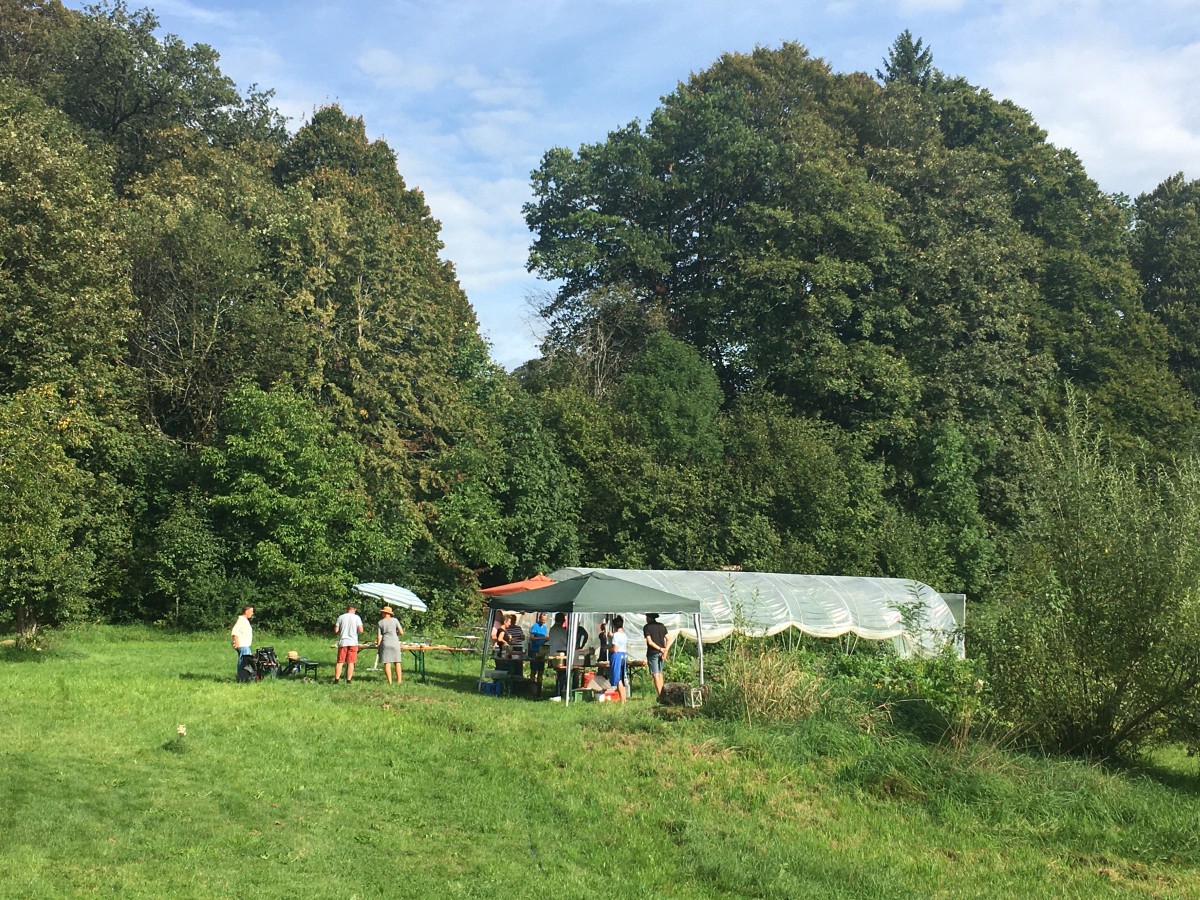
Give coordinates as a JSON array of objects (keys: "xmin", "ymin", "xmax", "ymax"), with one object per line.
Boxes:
[
  {"xmin": 179, "ymin": 672, "xmax": 349, "ymax": 686},
  {"xmin": 419, "ymin": 670, "xmax": 486, "ymax": 691},
  {"xmin": 1111, "ymin": 756, "xmax": 1200, "ymax": 795},
  {"xmin": 1, "ymin": 645, "xmax": 89, "ymax": 663}
]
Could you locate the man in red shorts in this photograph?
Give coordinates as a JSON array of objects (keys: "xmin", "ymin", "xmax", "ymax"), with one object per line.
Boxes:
[{"xmin": 333, "ymin": 603, "xmax": 364, "ymax": 683}]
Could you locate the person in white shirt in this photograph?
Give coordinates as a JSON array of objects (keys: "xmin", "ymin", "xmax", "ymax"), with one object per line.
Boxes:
[
  {"xmin": 609, "ymin": 615, "xmax": 629, "ymax": 702},
  {"xmin": 333, "ymin": 604, "xmax": 364, "ymax": 684},
  {"xmin": 230, "ymin": 606, "xmax": 254, "ymax": 682}
]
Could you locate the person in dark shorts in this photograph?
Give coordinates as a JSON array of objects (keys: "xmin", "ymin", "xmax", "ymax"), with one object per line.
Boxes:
[
  {"xmin": 548, "ymin": 613, "xmax": 569, "ymax": 698},
  {"xmin": 643, "ymin": 613, "xmax": 669, "ymax": 697},
  {"xmin": 595, "ymin": 619, "xmax": 611, "ymax": 681}
]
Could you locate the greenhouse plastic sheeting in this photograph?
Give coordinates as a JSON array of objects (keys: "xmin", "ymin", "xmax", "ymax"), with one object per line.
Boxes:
[{"xmin": 548, "ymin": 568, "xmax": 963, "ymax": 659}]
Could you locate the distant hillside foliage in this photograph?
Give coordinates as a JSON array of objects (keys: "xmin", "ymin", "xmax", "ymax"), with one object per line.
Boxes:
[{"xmin": 4, "ymin": 6, "xmax": 1200, "ymax": 754}]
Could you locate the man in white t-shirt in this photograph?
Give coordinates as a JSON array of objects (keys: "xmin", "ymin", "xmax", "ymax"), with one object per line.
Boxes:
[
  {"xmin": 333, "ymin": 604, "xmax": 364, "ymax": 684},
  {"xmin": 230, "ymin": 606, "xmax": 254, "ymax": 682}
]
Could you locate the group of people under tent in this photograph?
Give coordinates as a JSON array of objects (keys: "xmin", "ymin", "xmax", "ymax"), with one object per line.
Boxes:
[
  {"xmin": 489, "ymin": 610, "xmax": 671, "ymax": 701},
  {"xmin": 228, "ymin": 602, "xmax": 411, "ymax": 686}
]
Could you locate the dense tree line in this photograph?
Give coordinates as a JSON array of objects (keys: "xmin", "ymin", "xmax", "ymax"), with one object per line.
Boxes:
[
  {"xmin": 0, "ymin": 0, "xmax": 577, "ymax": 633},
  {"xmin": 522, "ymin": 33, "xmax": 1200, "ymax": 591},
  {"xmin": 4, "ymin": 9, "xmax": 1200, "ymax": 753}
]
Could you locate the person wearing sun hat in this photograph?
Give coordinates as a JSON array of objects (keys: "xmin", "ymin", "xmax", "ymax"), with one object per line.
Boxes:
[{"xmin": 376, "ymin": 605, "xmax": 405, "ymax": 685}]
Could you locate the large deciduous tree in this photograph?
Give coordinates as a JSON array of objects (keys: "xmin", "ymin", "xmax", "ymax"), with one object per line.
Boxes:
[
  {"xmin": 0, "ymin": 82, "xmax": 143, "ymax": 629},
  {"xmin": 0, "ymin": 388, "xmax": 95, "ymax": 641},
  {"xmin": 122, "ymin": 147, "xmax": 306, "ymax": 443},
  {"xmin": 0, "ymin": 0, "xmax": 287, "ymax": 188},
  {"xmin": 199, "ymin": 383, "xmax": 400, "ymax": 631},
  {"xmin": 0, "ymin": 81, "xmax": 131, "ymax": 397},
  {"xmin": 1133, "ymin": 173, "xmax": 1200, "ymax": 398},
  {"xmin": 525, "ymin": 36, "xmax": 1200, "ymax": 596},
  {"xmin": 274, "ymin": 105, "xmax": 513, "ymax": 609}
]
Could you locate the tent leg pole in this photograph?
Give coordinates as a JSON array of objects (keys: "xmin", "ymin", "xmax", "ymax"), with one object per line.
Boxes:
[
  {"xmin": 695, "ymin": 613, "xmax": 704, "ymax": 686},
  {"xmin": 565, "ymin": 614, "xmax": 578, "ymax": 707},
  {"xmin": 480, "ymin": 609, "xmax": 496, "ymax": 686}
]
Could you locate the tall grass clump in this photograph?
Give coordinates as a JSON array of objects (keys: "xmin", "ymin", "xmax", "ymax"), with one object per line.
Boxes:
[
  {"xmin": 704, "ymin": 645, "xmax": 828, "ymax": 725},
  {"xmin": 702, "ymin": 630, "xmax": 986, "ymax": 751}
]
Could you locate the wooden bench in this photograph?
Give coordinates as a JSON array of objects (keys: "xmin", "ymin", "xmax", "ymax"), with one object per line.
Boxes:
[{"xmin": 280, "ymin": 657, "xmax": 323, "ymax": 677}]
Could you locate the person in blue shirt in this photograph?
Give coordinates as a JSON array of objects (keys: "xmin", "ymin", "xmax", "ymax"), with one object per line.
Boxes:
[
  {"xmin": 527, "ymin": 612, "xmax": 549, "ymax": 697},
  {"xmin": 528, "ymin": 612, "xmax": 549, "ymax": 652}
]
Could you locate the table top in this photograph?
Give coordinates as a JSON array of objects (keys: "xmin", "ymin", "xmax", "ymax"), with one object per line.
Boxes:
[
  {"xmin": 549, "ymin": 655, "xmax": 591, "ymax": 666},
  {"xmin": 401, "ymin": 643, "xmax": 478, "ymax": 652},
  {"xmin": 330, "ymin": 642, "xmax": 477, "ymax": 652},
  {"xmin": 551, "ymin": 658, "xmax": 647, "ymax": 669}
]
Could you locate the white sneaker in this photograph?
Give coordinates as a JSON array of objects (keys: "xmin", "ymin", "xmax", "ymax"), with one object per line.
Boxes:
[{"xmin": 550, "ymin": 696, "xmax": 562, "ymax": 702}]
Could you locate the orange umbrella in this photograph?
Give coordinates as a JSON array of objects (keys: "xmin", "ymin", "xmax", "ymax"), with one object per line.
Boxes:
[{"xmin": 480, "ymin": 573, "xmax": 555, "ymax": 597}]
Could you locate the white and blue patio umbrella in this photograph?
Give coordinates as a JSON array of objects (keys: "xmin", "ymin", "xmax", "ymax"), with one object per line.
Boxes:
[{"xmin": 352, "ymin": 582, "xmax": 428, "ymax": 612}]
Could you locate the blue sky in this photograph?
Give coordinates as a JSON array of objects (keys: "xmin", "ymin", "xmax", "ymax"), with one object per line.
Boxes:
[{"xmin": 76, "ymin": 1, "xmax": 1200, "ymax": 369}]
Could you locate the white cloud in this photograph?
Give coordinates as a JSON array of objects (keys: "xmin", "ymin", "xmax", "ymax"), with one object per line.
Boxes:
[
  {"xmin": 423, "ymin": 176, "xmax": 534, "ymax": 288},
  {"xmin": 417, "ymin": 175, "xmax": 544, "ymax": 366},
  {"xmin": 452, "ymin": 65, "xmax": 543, "ymax": 111},
  {"xmin": 357, "ymin": 48, "xmax": 447, "ymax": 92},
  {"xmin": 461, "ymin": 117, "xmax": 540, "ymax": 164},
  {"xmin": 992, "ymin": 38, "xmax": 1200, "ymax": 194},
  {"xmin": 151, "ymin": 0, "xmax": 244, "ymax": 30},
  {"xmin": 897, "ymin": 0, "xmax": 966, "ymax": 12}
]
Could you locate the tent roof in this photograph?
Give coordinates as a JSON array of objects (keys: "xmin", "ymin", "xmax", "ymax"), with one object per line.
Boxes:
[
  {"xmin": 486, "ymin": 571, "xmax": 701, "ymax": 615},
  {"xmin": 550, "ymin": 567, "xmax": 962, "ymax": 657},
  {"xmin": 480, "ymin": 573, "xmax": 555, "ymax": 597}
]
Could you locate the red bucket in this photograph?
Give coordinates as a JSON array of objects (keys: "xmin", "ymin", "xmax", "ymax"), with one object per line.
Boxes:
[{"xmin": 582, "ymin": 671, "xmax": 594, "ymax": 687}]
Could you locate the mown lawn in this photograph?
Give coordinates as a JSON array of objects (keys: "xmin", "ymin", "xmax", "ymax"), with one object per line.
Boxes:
[{"xmin": 1, "ymin": 626, "xmax": 1197, "ymax": 898}]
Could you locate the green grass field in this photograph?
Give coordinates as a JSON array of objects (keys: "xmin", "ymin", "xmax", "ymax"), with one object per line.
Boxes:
[{"xmin": 2, "ymin": 626, "xmax": 1198, "ymax": 898}]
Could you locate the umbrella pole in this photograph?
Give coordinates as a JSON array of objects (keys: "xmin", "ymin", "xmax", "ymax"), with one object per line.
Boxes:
[{"xmin": 480, "ymin": 608, "xmax": 496, "ymax": 686}]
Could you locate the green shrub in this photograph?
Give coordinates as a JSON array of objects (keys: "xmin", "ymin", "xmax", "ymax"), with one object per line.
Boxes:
[
  {"xmin": 977, "ymin": 394, "xmax": 1200, "ymax": 759},
  {"xmin": 828, "ymin": 650, "xmax": 987, "ymax": 747}
]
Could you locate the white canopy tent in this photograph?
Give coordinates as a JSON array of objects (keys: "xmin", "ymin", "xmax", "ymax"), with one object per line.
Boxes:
[{"xmin": 549, "ymin": 568, "xmax": 964, "ymax": 659}]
